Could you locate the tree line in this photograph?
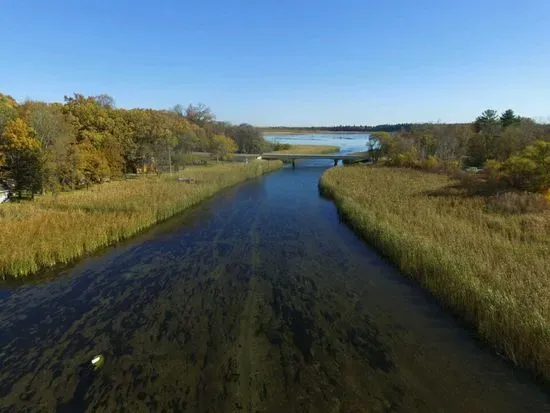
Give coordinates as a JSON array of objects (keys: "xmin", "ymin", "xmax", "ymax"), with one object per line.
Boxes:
[
  {"xmin": 0, "ymin": 93, "xmax": 271, "ymax": 198},
  {"xmin": 262, "ymin": 124, "xmax": 413, "ymax": 133},
  {"xmin": 368, "ymin": 109, "xmax": 550, "ymax": 192}
]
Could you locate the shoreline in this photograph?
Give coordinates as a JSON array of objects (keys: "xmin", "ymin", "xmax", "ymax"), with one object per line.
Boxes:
[
  {"xmin": 319, "ymin": 165, "xmax": 550, "ymax": 385},
  {"xmin": 0, "ymin": 161, "xmax": 282, "ymax": 280}
]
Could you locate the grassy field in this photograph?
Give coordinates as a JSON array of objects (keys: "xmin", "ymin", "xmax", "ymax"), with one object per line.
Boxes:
[
  {"xmin": 0, "ymin": 160, "xmax": 282, "ymax": 279},
  {"xmin": 320, "ymin": 166, "xmax": 550, "ymax": 383},
  {"xmin": 270, "ymin": 144, "xmax": 340, "ymax": 154}
]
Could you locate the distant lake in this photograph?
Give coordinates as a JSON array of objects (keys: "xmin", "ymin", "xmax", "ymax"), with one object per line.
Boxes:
[{"xmin": 263, "ymin": 133, "xmax": 370, "ymax": 154}]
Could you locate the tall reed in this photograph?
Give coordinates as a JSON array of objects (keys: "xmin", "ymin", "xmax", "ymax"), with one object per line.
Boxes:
[
  {"xmin": 271, "ymin": 144, "xmax": 339, "ymax": 154},
  {"xmin": 0, "ymin": 161, "xmax": 282, "ymax": 279},
  {"xmin": 320, "ymin": 166, "xmax": 550, "ymax": 383}
]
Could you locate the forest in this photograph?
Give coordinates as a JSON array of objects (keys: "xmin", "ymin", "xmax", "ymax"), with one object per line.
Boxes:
[
  {"xmin": 367, "ymin": 110, "xmax": 550, "ymax": 196},
  {"xmin": 0, "ymin": 93, "xmax": 271, "ymax": 198}
]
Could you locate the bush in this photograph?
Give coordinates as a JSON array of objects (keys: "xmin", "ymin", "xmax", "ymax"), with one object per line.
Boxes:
[
  {"xmin": 501, "ymin": 140, "xmax": 550, "ymax": 191},
  {"xmin": 486, "ymin": 192, "xmax": 549, "ymax": 214},
  {"xmin": 441, "ymin": 160, "xmax": 460, "ymax": 172},
  {"xmin": 420, "ymin": 155, "xmax": 440, "ymax": 170},
  {"xmin": 483, "ymin": 159, "xmax": 503, "ymax": 179},
  {"xmin": 272, "ymin": 142, "xmax": 291, "ymax": 151}
]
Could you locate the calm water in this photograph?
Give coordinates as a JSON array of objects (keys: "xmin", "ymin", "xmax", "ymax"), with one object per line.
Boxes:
[
  {"xmin": 0, "ymin": 135, "xmax": 549, "ymax": 412},
  {"xmin": 264, "ymin": 133, "xmax": 370, "ymax": 154}
]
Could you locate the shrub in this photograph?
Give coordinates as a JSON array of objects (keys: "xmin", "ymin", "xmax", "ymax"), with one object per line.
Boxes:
[
  {"xmin": 272, "ymin": 142, "xmax": 291, "ymax": 151},
  {"xmin": 501, "ymin": 140, "xmax": 550, "ymax": 191},
  {"xmin": 441, "ymin": 160, "xmax": 460, "ymax": 172},
  {"xmin": 483, "ymin": 159, "xmax": 503, "ymax": 179},
  {"xmin": 420, "ymin": 155, "xmax": 440, "ymax": 170}
]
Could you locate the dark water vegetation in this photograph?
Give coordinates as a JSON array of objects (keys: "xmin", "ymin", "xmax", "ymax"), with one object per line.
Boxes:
[
  {"xmin": 1, "ymin": 164, "xmax": 549, "ymax": 412},
  {"xmin": 0, "ymin": 161, "xmax": 281, "ymax": 279},
  {"xmin": 320, "ymin": 165, "xmax": 550, "ymax": 385}
]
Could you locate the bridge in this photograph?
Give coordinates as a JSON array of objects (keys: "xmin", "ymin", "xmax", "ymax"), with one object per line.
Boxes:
[{"xmin": 260, "ymin": 153, "xmax": 371, "ymax": 167}]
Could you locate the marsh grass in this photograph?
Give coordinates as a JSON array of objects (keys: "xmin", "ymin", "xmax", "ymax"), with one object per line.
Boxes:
[
  {"xmin": 0, "ymin": 161, "xmax": 282, "ymax": 279},
  {"xmin": 320, "ymin": 166, "xmax": 550, "ymax": 383},
  {"xmin": 270, "ymin": 144, "xmax": 340, "ymax": 154}
]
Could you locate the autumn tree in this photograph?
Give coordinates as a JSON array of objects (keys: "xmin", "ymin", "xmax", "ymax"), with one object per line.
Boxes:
[
  {"xmin": 20, "ymin": 101, "xmax": 76, "ymax": 192},
  {"xmin": 0, "ymin": 118, "xmax": 42, "ymax": 197},
  {"xmin": 185, "ymin": 103, "xmax": 215, "ymax": 126},
  {"xmin": 502, "ymin": 140, "xmax": 550, "ymax": 191},
  {"xmin": 63, "ymin": 94, "xmax": 131, "ymax": 178},
  {"xmin": 0, "ymin": 93, "xmax": 18, "ymax": 132},
  {"xmin": 210, "ymin": 134, "xmax": 237, "ymax": 162}
]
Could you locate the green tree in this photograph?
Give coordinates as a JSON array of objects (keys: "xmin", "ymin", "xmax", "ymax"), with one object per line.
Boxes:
[
  {"xmin": 230, "ymin": 123, "xmax": 268, "ymax": 154},
  {"xmin": 367, "ymin": 132, "xmax": 391, "ymax": 161},
  {"xmin": 473, "ymin": 109, "xmax": 500, "ymax": 133},
  {"xmin": 500, "ymin": 109, "xmax": 520, "ymax": 128},
  {"xmin": 468, "ymin": 110, "xmax": 503, "ymax": 166}
]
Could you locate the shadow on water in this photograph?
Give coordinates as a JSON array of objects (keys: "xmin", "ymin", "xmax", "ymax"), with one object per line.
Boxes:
[{"xmin": 0, "ymin": 157, "xmax": 549, "ymax": 412}]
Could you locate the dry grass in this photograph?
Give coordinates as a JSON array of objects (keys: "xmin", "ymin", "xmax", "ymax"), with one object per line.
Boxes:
[
  {"xmin": 270, "ymin": 144, "xmax": 340, "ymax": 154},
  {"xmin": 320, "ymin": 165, "xmax": 550, "ymax": 383},
  {"xmin": 0, "ymin": 160, "xmax": 282, "ymax": 279}
]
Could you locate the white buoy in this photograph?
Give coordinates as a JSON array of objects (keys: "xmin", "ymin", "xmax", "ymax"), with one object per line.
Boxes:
[{"xmin": 90, "ymin": 354, "xmax": 105, "ymax": 369}]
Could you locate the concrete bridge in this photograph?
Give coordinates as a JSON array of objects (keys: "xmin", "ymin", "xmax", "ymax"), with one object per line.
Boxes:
[{"xmin": 260, "ymin": 153, "xmax": 371, "ymax": 167}]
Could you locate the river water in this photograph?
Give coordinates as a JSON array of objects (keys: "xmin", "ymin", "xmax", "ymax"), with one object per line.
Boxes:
[{"xmin": 0, "ymin": 134, "xmax": 548, "ymax": 412}]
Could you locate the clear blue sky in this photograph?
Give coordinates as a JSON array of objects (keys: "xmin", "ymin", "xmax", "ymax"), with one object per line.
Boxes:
[{"xmin": 1, "ymin": 0, "xmax": 549, "ymax": 126}]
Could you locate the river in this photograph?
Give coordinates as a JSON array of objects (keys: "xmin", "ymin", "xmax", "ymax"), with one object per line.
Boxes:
[{"xmin": 0, "ymin": 133, "xmax": 548, "ymax": 412}]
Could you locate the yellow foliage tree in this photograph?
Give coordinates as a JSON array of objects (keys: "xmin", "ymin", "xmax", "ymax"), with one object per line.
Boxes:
[
  {"xmin": 210, "ymin": 134, "xmax": 237, "ymax": 162},
  {"xmin": 0, "ymin": 118, "xmax": 42, "ymax": 197}
]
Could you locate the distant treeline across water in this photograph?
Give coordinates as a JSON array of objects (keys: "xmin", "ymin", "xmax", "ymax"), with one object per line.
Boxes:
[{"xmin": 261, "ymin": 124, "xmax": 416, "ymax": 133}]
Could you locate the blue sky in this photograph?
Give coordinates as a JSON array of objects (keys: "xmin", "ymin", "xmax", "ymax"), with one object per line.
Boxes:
[{"xmin": 1, "ymin": 0, "xmax": 549, "ymax": 125}]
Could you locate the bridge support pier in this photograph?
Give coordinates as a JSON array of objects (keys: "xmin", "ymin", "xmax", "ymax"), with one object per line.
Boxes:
[{"xmin": 333, "ymin": 159, "xmax": 338, "ymax": 167}]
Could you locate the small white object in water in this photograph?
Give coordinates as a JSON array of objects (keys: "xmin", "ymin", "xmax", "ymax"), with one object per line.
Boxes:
[{"xmin": 91, "ymin": 354, "xmax": 105, "ymax": 369}]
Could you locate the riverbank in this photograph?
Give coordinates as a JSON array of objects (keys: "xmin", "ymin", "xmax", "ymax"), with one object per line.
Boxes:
[
  {"xmin": 320, "ymin": 166, "xmax": 550, "ymax": 383},
  {"xmin": 0, "ymin": 160, "xmax": 282, "ymax": 279},
  {"xmin": 270, "ymin": 144, "xmax": 339, "ymax": 154}
]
